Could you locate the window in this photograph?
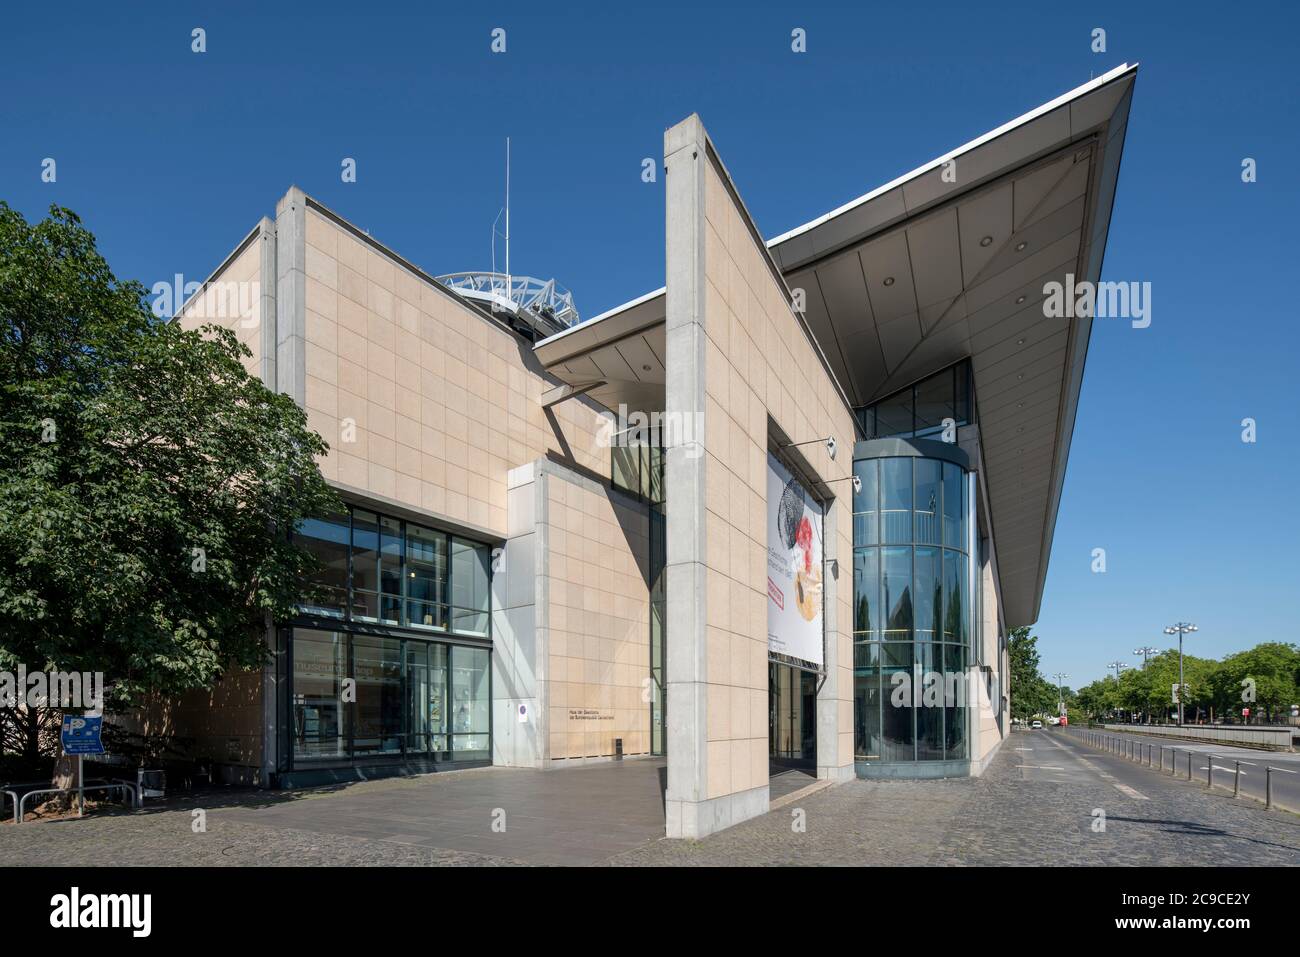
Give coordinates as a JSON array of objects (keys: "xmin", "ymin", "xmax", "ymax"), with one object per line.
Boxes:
[
  {"xmin": 406, "ymin": 524, "xmax": 448, "ymax": 630},
  {"xmin": 880, "ymin": 458, "xmax": 912, "ymax": 544},
  {"xmin": 914, "ymin": 546, "xmax": 941, "ymax": 643},
  {"xmin": 852, "ymin": 548, "xmax": 880, "ymax": 637},
  {"xmin": 450, "ymin": 645, "xmax": 490, "ymax": 753},
  {"xmin": 293, "ymin": 629, "xmax": 484, "ymax": 767},
  {"xmin": 873, "ymin": 389, "xmax": 914, "ymax": 440},
  {"xmin": 292, "ymin": 630, "xmax": 348, "ymax": 761},
  {"xmin": 296, "ymin": 513, "xmax": 350, "ymax": 617},
  {"xmin": 353, "ymin": 635, "xmax": 402, "ymax": 756},
  {"xmin": 450, "ymin": 538, "xmax": 491, "ymax": 636},
  {"xmin": 882, "ymin": 546, "xmax": 912, "ymax": 640},
  {"xmin": 294, "ymin": 506, "xmax": 493, "ymax": 639},
  {"xmin": 851, "ymin": 454, "xmax": 972, "ymax": 765},
  {"xmin": 852, "ymin": 458, "xmax": 878, "ymax": 546},
  {"xmin": 914, "ymin": 366, "xmax": 956, "ymax": 439},
  {"xmin": 353, "ymin": 510, "xmax": 402, "ymax": 624},
  {"xmin": 914, "ymin": 459, "xmax": 941, "ymax": 545},
  {"xmin": 858, "ymin": 359, "xmax": 974, "ymax": 440},
  {"xmin": 943, "ymin": 461, "xmax": 966, "ymax": 549},
  {"xmin": 611, "ymin": 439, "xmax": 665, "ymax": 504}
]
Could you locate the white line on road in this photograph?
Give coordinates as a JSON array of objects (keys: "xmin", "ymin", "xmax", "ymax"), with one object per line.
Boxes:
[
  {"xmin": 1016, "ymin": 765, "xmax": 1065, "ymax": 770},
  {"xmin": 1113, "ymin": 783, "xmax": 1149, "ymax": 800}
]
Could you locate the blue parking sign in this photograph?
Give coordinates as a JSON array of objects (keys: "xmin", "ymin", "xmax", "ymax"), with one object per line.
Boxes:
[{"xmin": 61, "ymin": 715, "xmax": 105, "ymax": 755}]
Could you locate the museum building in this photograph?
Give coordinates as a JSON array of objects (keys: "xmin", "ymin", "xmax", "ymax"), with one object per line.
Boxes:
[{"xmin": 160, "ymin": 65, "xmax": 1137, "ymax": 838}]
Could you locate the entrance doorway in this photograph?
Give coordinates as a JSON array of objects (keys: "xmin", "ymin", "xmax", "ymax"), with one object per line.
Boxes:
[{"xmin": 768, "ymin": 662, "xmax": 817, "ymax": 772}]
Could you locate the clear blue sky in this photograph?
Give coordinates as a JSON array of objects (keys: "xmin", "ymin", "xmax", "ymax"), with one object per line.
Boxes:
[{"xmin": 4, "ymin": 1, "xmax": 1297, "ymax": 687}]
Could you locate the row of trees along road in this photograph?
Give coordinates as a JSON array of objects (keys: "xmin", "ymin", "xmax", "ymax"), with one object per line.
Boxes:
[{"xmin": 1073, "ymin": 642, "xmax": 1300, "ymax": 724}]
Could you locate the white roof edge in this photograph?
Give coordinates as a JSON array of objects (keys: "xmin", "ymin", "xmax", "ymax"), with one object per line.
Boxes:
[
  {"xmin": 534, "ymin": 285, "xmax": 665, "ymax": 349},
  {"xmin": 766, "ymin": 63, "xmax": 1138, "ymax": 247},
  {"xmin": 536, "ymin": 64, "xmax": 1138, "ymax": 352}
]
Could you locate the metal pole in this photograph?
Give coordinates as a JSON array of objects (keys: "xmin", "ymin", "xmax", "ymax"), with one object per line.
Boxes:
[
  {"xmin": 1234, "ymin": 760, "xmax": 1240, "ymax": 798},
  {"xmin": 1266, "ymin": 767, "xmax": 1272, "ymax": 809},
  {"xmin": 1208, "ymin": 755, "xmax": 1215, "ymax": 788},
  {"xmin": 1187, "ymin": 751, "xmax": 1193, "ymax": 781},
  {"xmin": 77, "ymin": 754, "xmax": 84, "ymax": 817},
  {"xmin": 1178, "ymin": 633, "xmax": 1185, "ymax": 727}
]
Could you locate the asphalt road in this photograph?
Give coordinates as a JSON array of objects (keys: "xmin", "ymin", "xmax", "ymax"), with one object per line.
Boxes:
[{"xmin": 1055, "ymin": 725, "xmax": 1300, "ymax": 814}]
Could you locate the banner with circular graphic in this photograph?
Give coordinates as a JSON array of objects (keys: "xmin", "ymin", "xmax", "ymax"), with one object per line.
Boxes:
[{"xmin": 766, "ymin": 453, "xmax": 824, "ymax": 669}]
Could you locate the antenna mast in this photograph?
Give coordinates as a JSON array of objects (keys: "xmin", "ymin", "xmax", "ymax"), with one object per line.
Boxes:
[
  {"xmin": 505, "ymin": 137, "xmax": 510, "ymax": 308},
  {"xmin": 437, "ymin": 135, "xmax": 580, "ymax": 339}
]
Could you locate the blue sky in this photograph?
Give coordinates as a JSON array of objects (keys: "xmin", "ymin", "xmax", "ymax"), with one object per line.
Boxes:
[{"xmin": 4, "ymin": 1, "xmax": 1298, "ymax": 687}]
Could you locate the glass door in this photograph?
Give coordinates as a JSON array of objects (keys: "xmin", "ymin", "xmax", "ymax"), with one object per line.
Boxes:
[{"xmin": 769, "ymin": 662, "xmax": 817, "ymax": 771}]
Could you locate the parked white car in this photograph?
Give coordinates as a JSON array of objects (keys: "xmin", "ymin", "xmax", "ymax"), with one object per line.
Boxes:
[{"xmin": 1031, "ymin": 720, "xmax": 1043, "ymax": 729}]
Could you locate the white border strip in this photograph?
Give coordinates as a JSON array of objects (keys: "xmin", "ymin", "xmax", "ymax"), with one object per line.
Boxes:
[{"xmin": 767, "ymin": 63, "xmax": 1136, "ymax": 246}]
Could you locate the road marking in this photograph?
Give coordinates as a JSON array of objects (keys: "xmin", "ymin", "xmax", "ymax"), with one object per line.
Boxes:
[
  {"xmin": 1112, "ymin": 783, "xmax": 1149, "ymax": 800},
  {"xmin": 1016, "ymin": 765, "xmax": 1065, "ymax": 770},
  {"xmin": 1014, "ymin": 747, "xmax": 1034, "ymax": 751}
]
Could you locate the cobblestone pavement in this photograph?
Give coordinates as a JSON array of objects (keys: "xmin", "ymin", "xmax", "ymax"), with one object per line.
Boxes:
[
  {"xmin": 612, "ymin": 731, "xmax": 1300, "ymax": 866},
  {"xmin": 4, "ymin": 733, "xmax": 1298, "ymax": 866},
  {"xmin": 1, "ymin": 793, "xmax": 524, "ymax": 866}
]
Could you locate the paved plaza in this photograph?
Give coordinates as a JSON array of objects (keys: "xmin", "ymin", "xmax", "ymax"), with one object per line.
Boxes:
[{"xmin": 3, "ymin": 733, "xmax": 1297, "ymax": 866}]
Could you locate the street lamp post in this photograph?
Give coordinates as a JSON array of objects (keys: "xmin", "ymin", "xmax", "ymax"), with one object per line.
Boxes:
[
  {"xmin": 1052, "ymin": 672, "xmax": 1069, "ymax": 719},
  {"xmin": 1107, "ymin": 661, "xmax": 1128, "ymax": 722},
  {"xmin": 1133, "ymin": 645, "xmax": 1159, "ymax": 668},
  {"xmin": 1132, "ymin": 647, "xmax": 1159, "ymax": 724},
  {"xmin": 1163, "ymin": 622, "xmax": 1198, "ymax": 727}
]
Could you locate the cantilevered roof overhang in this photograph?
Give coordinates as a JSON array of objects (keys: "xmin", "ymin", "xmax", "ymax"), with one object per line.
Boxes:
[{"xmin": 535, "ymin": 63, "xmax": 1138, "ymax": 628}]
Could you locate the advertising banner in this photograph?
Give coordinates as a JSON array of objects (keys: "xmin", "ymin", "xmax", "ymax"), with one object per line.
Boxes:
[{"xmin": 766, "ymin": 453, "xmax": 824, "ymax": 669}]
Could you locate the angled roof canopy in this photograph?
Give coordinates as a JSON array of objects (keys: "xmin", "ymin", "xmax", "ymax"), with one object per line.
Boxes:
[{"xmin": 535, "ymin": 64, "xmax": 1138, "ymax": 626}]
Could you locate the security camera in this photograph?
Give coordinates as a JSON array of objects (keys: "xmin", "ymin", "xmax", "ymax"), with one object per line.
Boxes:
[
  {"xmin": 826, "ymin": 436, "xmax": 837, "ymax": 460},
  {"xmin": 851, "ymin": 474, "xmax": 862, "ymax": 495}
]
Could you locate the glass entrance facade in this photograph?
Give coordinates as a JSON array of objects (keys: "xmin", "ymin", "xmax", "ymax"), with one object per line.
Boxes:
[
  {"xmin": 285, "ymin": 505, "xmax": 495, "ymax": 777},
  {"xmin": 852, "ymin": 439, "xmax": 975, "ymax": 775},
  {"xmin": 291, "ymin": 628, "xmax": 491, "ymax": 767}
]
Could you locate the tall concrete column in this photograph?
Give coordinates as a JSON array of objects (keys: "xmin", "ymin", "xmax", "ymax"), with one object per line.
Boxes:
[
  {"xmin": 816, "ymin": 499, "xmax": 854, "ymax": 783},
  {"xmin": 663, "ymin": 116, "xmax": 711, "ymax": 838},
  {"xmin": 274, "ymin": 186, "xmax": 306, "ymax": 406},
  {"xmin": 492, "ymin": 462, "xmax": 546, "ymax": 768}
]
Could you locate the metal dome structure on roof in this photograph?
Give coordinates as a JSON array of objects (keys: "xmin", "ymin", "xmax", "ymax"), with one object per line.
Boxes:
[
  {"xmin": 434, "ymin": 272, "xmax": 579, "ymax": 339},
  {"xmin": 435, "ymin": 138, "xmax": 580, "ymax": 341}
]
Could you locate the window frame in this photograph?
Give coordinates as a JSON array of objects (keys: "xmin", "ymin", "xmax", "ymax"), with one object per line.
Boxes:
[{"xmin": 295, "ymin": 506, "xmax": 494, "ymax": 641}]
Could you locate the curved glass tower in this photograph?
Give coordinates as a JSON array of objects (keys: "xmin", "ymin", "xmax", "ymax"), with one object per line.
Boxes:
[{"xmin": 852, "ymin": 438, "xmax": 975, "ymax": 777}]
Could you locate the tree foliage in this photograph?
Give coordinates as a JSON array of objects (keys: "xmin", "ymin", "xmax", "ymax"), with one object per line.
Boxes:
[
  {"xmin": 0, "ymin": 202, "xmax": 339, "ymax": 708},
  {"xmin": 1072, "ymin": 643, "xmax": 1299, "ymax": 724},
  {"xmin": 1008, "ymin": 626, "xmax": 1058, "ymax": 718}
]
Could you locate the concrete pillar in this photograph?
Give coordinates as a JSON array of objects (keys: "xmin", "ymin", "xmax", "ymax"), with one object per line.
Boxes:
[
  {"xmin": 256, "ymin": 217, "xmax": 277, "ymax": 390},
  {"xmin": 274, "ymin": 187, "xmax": 306, "ymax": 405},
  {"xmin": 492, "ymin": 462, "xmax": 545, "ymax": 768},
  {"xmin": 816, "ymin": 499, "xmax": 854, "ymax": 783},
  {"xmin": 663, "ymin": 116, "xmax": 712, "ymax": 838}
]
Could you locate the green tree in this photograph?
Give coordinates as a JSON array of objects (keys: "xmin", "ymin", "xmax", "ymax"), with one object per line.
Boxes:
[
  {"xmin": 1074, "ymin": 679, "xmax": 1117, "ymax": 720},
  {"xmin": 1008, "ymin": 626, "xmax": 1056, "ymax": 719},
  {"xmin": 0, "ymin": 202, "xmax": 339, "ymax": 712},
  {"xmin": 1212, "ymin": 643, "xmax": 1299, "ymax": 724}
]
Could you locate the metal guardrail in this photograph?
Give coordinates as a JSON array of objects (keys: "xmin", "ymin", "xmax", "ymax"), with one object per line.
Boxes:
[
  {"xmin": 1071, "ymin": 725, "xmax": 1296, "ymax": 813},
  {"xmin": 16, "ymin": 782, "xmax": 137, "ymax": 823},
  {"xmin": 1099, "ymin": 722, "xmax": 1294, "ymax": 751},
  {"xmin": 2, "ymin": 789, "xmax": 17, "ymax": 825}
]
